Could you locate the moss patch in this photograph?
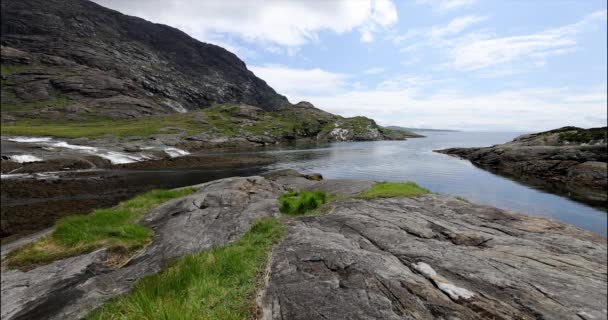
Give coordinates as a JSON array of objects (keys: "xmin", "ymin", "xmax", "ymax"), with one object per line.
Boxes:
[
  {"xmin": 88, "ymin": 217, "xmax": 285, "ymax": 320},
  {"xmin": 5, "ymin": 188, "xmax": 195, "ymax": 269},
  {"xmin": 279, "ymin": 191, "xmax": 328, "ymax": 215},
  {"xmin": 0, "ymin": 64, "xmax": 28, "ymax": 77},
  {"xmin": 558, "ymin": 128, "xmax": 607, "ymax": 144},
  {"xmin": 357, "ymin": 182, "xmax": 430, "ymax": 199}
]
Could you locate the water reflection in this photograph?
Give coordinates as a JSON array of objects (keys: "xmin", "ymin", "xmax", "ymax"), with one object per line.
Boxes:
[{"xmin": 256, "ymin": 132, "xmax": 607, "ymax": 236}]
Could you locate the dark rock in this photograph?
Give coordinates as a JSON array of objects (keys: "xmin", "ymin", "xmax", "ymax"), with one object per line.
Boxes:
[
  {"xmin": 437, "ymin": 127, "xmax": 608, "ymax": 206},
  {"xmin": 303, "ymin": 173, "xmax": 323, "ymax": 181},
  {"xmin": 1, "ymin": 0, "xmax": 290, "ymax": 119}
]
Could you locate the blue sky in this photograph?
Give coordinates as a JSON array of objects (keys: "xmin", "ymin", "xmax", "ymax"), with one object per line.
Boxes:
[{"xmin": 96, "ymin": 0, "xmax": 607, "ymax": 131}]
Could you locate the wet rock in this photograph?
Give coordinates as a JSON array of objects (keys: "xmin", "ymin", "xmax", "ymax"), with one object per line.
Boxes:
[
  {"xmin": 303, "ymin": 173, "xmax": 323, "ymax": 181},
  {"xmin": 437, "ymin": 127, "xmax": 608, "ymax": 206}
]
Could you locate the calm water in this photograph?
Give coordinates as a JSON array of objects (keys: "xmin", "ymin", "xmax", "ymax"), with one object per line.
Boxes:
[
  {"xmin": 255, "ymin": 131, "xmax": 607, "ymax": 236},
  {"xmin": 3, "ymin": 131, "xmax": 606, "ymax": 237}
]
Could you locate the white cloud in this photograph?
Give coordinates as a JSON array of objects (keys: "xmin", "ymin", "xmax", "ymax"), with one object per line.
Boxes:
[
  {"xmin": 447, "ymin": 10, "xmax": 607, "ymax": 70},
  {"xmin": 93, "ymin": 0, "xmax": 397, "ymax": 48},
  {"xmin": 249, "ymin": 65, "xmax": 349, "ymax": 101},
  {"xmin": 359, "ymin": 0, "xmax": 398, "ymax": 42},
  {"xmin": 417, "ymin": 0, "xmax": 478, "ymax": 12},
  {"xmin": 248, "ymin": 65, "xmax": 607, "ymax": 131},
  {"xmin": 430, "ymin": 15, "xmax": 487, "ymax": 38}
]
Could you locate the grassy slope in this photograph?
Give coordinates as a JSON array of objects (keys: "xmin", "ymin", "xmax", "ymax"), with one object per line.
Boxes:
[
  {"xmin": 5, "ymin": 188, "xmax": 195, "ymax": 268},
  {"xmin": 89, "ymin": 218, "xmax": 285, "ymax": 320},
  {"xmin": 1, "ymin": 102, "xmax": 384, "ymax": 140}
]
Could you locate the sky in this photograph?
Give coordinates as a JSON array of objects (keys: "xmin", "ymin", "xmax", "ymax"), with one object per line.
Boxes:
[{"xmin": 94, "ymin": 0, "xmax": 607, "ymax": 131}]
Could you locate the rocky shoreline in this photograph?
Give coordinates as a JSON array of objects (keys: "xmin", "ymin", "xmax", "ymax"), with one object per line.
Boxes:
[
  {"xmin": 437, "ymin": 127, "xmax": 608, "ymax": 207},
  {"xmin": 2, "ymin": 171, "xmax": 606, "ymax": 319}
]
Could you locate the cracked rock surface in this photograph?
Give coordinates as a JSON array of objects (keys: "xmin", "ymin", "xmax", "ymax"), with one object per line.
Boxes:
[
  {"xmin": 1, "ymin": 174, "xmax": 606, "ymax": 320},
  {"xmin": 260, "ymin": 193, "xmax": 607, "ymax": 320}
]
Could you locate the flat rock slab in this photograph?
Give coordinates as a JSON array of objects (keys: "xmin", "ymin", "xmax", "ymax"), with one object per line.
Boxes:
[
  {"xmin": 261, "ymin": 194, "xmax": 607, "ymax": 320},
  {"xmin": 1, "ymin": 176, "xmax": 283, "ymax": 320}
]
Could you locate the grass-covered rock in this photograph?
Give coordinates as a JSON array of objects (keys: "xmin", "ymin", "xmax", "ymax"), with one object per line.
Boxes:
[
  {"xmin": 5, "ymin": 188, "xmax": 195, "ymax": 269},
  {"xmin": 89, "ymin": 217, "xmax": 285, "ymax": 320},
  {"xmin": 357, "ymin": 181, "xmax": 430, "ymax": 199},
  {"xmin": 279, "ymin": 191, "xmax": 328, "ymax": 215}
]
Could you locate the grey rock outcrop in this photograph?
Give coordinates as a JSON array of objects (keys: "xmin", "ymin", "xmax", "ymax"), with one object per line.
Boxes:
[
  {"xmin": 437, "ymin": 127, "xmax": 608, "ymax": 206},
  {"xmin": 260, "ymin": 193, "xmax": 607, "ymax": 320},
  {"xmin": 2, "ymin": 174, "xmax": 606, "ymax": 320},
  {"xmin": 1, "ymin": 176, "xmax": 284, "ymax": 319}
]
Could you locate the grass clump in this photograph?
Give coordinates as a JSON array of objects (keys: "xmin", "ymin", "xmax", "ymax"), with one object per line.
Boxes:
[
  {"xmin": 279, "ymin": 191, "xmax": 328, "ymax": 215},
  {"xmin": 5, "ymin": 188, "xmax": 195, "ymax": 269},
  {"xmin": 357, "ymin": 182, "xmax": 430, "ymax": 199},
  {"xmin": 0, "ymin": 64, "xmax": 27, "ymax": 77},
  {"xmin": 88, "ymin": 217, "xmax": 285, "ymax": 320},
  {"xmin": 455, "ymin": 196, "xmax": 469, "ymax": 202}
]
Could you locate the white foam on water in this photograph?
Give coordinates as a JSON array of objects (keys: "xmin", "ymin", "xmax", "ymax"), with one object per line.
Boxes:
[
  {"xmin": 164, "ymin": 147, "xmax": 190, "ymax": 158},
  {"xmin": 4, "ymin": 136, "xmax": 181, "ymax": 165},
  {"xmin": 9, "ymin": 155, "xmax": 43, "ymax": 163},
  {"xmin": 6, "ymin": 137, "xmax": 53, "ymax": 143},
  {"xmin": 0, "ymin": 173, "xmax": 30, "ymax": 179},
  {"xmin": 96, "ymin": 151, "xmax": 157, "ymax": 164},
  {"xmin": 51, "ymin": 141, "xmax": 98, "ymax": 151}
]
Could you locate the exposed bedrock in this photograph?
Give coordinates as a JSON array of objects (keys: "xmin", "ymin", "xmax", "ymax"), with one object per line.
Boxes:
[
  {"xmin": 1, "ymin": 176, "xmax": 284, "ymax": 320},
  {"xmin": 1, "ymin": 173, "xmax": 606, "ymax": 320},
  {"xmin": 261, "ymin": 195, "xmax": 607, "ymax": 320}
]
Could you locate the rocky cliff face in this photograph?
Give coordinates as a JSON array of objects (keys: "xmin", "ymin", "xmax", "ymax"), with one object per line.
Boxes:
[
  {"xmin": 437, "ymin": 127, "xmax": 608, "ymax": 206},
  {"xmin": 0, "ymin": 0, "xmax": 405, "ymax": 146},
  {"xmin": 1, "ymin": 0, "xmax": 289, "ymax": 119}
]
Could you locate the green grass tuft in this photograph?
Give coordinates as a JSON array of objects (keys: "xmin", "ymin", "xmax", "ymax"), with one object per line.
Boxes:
[
  {"xmin": 88, "ymin": 217, "xmax": 285, "ymax": 320},
  {"xmin": 0, "ymin": 64, "xmax": 28, "ymax": 77},
  {"xmin": 279, "ymin": 191, "xmax": 328, "ymax": 215},
  {"xmin": 455, "ymin": 196, "xmax": 469, "ymax": 202},
  {"xmin": 357, "ymin": 182, "xmax": 430, "ymax": 199},
  {"xmin": 5, "ymin": 188, "xmax": 195, "ymax": 268}
]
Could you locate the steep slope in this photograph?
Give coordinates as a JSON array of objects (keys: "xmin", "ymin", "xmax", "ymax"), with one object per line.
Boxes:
[
  {"xmin": 1, "ymin": 0, "xmax": 289, "ymax": 119},
  {"xmin": 0, "ymin": 0, "xmax": 408, "ymax": 149}
]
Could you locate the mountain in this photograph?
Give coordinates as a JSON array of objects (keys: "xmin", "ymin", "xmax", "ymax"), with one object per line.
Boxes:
[
  {"xmin": 0, "ymin": 0, "xmax": 407, "ymax": 147},
  {"xmin": 1, "ymin": 0, "xmax": 290, "ymax": 119}
]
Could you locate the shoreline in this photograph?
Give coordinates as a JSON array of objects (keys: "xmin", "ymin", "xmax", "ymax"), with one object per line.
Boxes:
[{"xmin": 2, "ymin": 172, "xmax": 606, "ymax": 320}]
